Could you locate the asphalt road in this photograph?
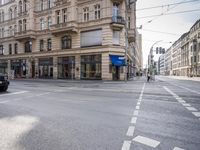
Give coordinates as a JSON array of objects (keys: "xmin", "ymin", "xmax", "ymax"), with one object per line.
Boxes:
[{"xmin": 0, "ymin": 76, "xmax": 199, "ymax": 150}]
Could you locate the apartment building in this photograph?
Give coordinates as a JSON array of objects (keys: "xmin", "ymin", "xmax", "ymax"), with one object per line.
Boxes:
[
  {"xmin": 166, "ymin": 19, "xmax": 200, "ymax": 77},
  {"xmin": 158, "ymin": 54, "xmax": 165, "ymax": 75},
  {"xmin": 0, "ymin": 0, "xmax": 138, "ymax": 80}
]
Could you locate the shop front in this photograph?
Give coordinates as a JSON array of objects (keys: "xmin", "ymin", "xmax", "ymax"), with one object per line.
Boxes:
[
  {"xmin": 38, "ymin": 58, "xmax": 53, "ymax": 78},
  {"xmin": 11, "ymin": 59, "xmax": 27, "ymax": 78},
  {"xmin": 81, "ymin": 55, "xmax": 101, "ymax": 80},
  {"xmin": 109, "ymin": 55, "xmax": 125, "ymax": 80},
  {"xmin": 0, "ymin": 60, "xmax": 7, "ymax": 74},
  {"xmin": 58, "ymin": 56, "xmax": 75, "ymax": 79}
]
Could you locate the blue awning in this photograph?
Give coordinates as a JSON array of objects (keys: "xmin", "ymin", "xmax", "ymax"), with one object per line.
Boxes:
[{"xmin": 110, "ymin": 55, "xmax": 126, "ymax": 66}]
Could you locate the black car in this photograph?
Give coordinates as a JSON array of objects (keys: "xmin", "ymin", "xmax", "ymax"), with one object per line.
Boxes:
[{"xmin": 0, "ymin": 73, "xmax": 9, "ymax": 92}]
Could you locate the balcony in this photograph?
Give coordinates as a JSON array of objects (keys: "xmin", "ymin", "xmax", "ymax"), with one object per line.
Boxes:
[
  {"xmin": 15, "ymin": 30, "xmax": 36, "ymax": 41},
  {"xmin": 128, "ymin": 29, "xmax": 135, "ymax": 43},
  {"xmin": 51, "ymin": 21, "xmax": 78, "ymax": 35},
  {"xmin": 110, "ymin": 16, "xmax": 125, "ymax": 30}
]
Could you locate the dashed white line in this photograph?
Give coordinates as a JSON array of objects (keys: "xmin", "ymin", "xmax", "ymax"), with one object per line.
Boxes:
[
  {"xmin": 186, "ymin": 107, "xmax": 197, "ymax": 111},
  {"xmin": 126, "ymin": 126, "xmax": 135, "ymax": 136},
  {"xmin": 173, "ymin": 147, "xmax": 185, "ymax": 150},
  {"xmin": 137, "ymin": 102, "xmax": 141, "ymax": 105},
  {"xmin": 131, "ymin": 117, "xmax": 137, "ymax": 124},
  {"xmin": 192, "ymin": 112, "xmax": 200, "ymax": 117},
  {"xmin": 136, "ymin": 106, "xmax": 140, "ymax": 110},
  {"xmin": 133, "ymin": 110, "xmax": 139, "ymax": 116},
  {"xmin": 121, "ymin": 141, "xmax": 131, "ymax": 150},
  {"xmin": 178, "ymin": 100, "xmax": 186, "ymax": 103},
  {"xmin": 132, "ymin": 136, "xmax": 160, "ymax": 148},
  {"xmin": 182, "ymin": 103, "xmax": 191, "ymax": 107}
]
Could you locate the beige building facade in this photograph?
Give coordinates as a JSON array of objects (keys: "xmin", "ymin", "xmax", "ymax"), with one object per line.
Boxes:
[
  {"xmin": 166, "ymin": 19, "xmax": 200, "ymax": 77},
  {"xmin": 0, "ymin": 0, "xmax": 139, "ymax": 80}
]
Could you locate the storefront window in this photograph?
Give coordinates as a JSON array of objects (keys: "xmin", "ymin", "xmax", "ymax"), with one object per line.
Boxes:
[
  {"xmin": 58, "ymin": 56, "xmax": 75, "ymax": 79},
  {"xmin": 39, "ymin": 58, "xmax": 53, "ymax": 78},
  {"xmin": 81, "ymin": 55, "xmax": 101, "ymax": 79}
]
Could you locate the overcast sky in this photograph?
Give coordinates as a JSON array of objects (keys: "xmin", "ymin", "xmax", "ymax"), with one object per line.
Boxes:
[{"xmin": 136, "ymin": 0, "xmax": 200, "ymax": 68}]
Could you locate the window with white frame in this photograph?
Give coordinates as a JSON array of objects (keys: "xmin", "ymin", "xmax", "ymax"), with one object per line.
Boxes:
[
  {"xmin": 14, "ymin": 7, "xmax": 17, "ymax": 18},
  {"xmin": 47, "ymin": 0, "xmax": 52, "ymax": 9},
  {"xmin": 113, "ymin": 30, "xmax": 120, "ymax": 45},
  {"xmin": 1, "ymin": 28, "xmax": 4, "ymax": 37},
  {"xmin": 9, "ymin": 26, "xmax": 12, "ymax": 36},
  {"xmin": 24, "ymin": 0, "xmax": 27, "ymax": 12},
  {"xmin": 94, "ymin": 4, "xmax": 100, "ymax": 20},
  {"xmin": 83, "ymin": 7, "xmax": 89, "ymax": 22},
  {"xmin": 14, "ymin": 25, "xmax": 17, "ymax": 33}
]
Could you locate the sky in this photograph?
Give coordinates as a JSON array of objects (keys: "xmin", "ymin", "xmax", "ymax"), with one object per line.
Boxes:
[{"xmin": 136, "ymin": 0, "xmax": 200, "ymax": 68}]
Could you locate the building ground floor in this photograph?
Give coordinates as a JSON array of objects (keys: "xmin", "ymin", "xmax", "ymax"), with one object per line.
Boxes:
[
  {"xmin": 172, "ymin": 64, "xmax": 200, "ymax": 77},
  {"xmin": 0, "ymin": 50, "xmax": 136, "ymax": 81}
]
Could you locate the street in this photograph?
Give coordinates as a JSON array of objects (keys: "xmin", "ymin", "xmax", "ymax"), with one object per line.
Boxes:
[{"xmin": 0, "ymin": 77, "xmax": 200, "ymax": 150}]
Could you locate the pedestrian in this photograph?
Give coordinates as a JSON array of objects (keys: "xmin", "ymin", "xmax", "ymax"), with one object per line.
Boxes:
[{"xmin": 147, "ymin": 72, "xmax": 150, "ymax": 82}]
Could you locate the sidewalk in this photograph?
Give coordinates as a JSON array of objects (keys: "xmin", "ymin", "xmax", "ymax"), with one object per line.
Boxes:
[{"xmin": 165, "ymin": 76, "xmax": 200, "ymax": 82}]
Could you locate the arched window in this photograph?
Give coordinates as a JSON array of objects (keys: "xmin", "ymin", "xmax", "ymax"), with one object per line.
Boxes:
[
  {"xmin": 9, "ymin": 8, "xmax": 13, "ymax": 20},
  {"xmin": 19, "ymin": 1, "xmax": 23, "ymax": 13},
  {"xmin": 23, "ymin": 19, "xmax": 26, "ymax": 31},
  {"xmin": 24, "ymin": 0, "xmax": 27, "ymax": 12},
  {"xmin": 61, "ymin": 36, "xmax": 71, "ymax": 49},
  {"xmin": 14, "ymin": 7, "xmax": 17, "ymax": 18},
  {"xmin": 19, "ymin": 20, "xmax": 22, "ymax": 32}
]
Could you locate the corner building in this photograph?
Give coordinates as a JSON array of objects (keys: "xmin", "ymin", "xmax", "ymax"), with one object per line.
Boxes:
[{"xmin": 0, "ymin": 0, "xmax": 137, "ymax": 80}]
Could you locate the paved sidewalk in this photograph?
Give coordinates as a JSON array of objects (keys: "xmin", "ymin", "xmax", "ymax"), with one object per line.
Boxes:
[{"xmin": 164, "ymin": 75, "xmax": 200, "ymax": 82}]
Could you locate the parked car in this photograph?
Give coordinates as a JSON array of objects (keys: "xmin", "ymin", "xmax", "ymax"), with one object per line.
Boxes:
[{"xmin": 0, "ymin": 73, "xmax": 9, "ymax": 92}]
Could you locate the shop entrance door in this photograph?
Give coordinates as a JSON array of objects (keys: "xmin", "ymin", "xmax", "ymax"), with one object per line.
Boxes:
[{"xmin": 112, "ymin": 66, "xmax": 120, "ymax": 80}]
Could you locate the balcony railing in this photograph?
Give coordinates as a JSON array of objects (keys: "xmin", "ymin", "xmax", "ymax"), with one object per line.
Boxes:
[
  {"xmin": 50, "ymin": 21, "xmax": 78, "ymax": 34},
  {"xmin": 15, "ymin": 30, "xmax": 36, "ymax": 41},
  {"xmin": 111, "ymin": 16, "xmax": 125, "ymax": 25}
]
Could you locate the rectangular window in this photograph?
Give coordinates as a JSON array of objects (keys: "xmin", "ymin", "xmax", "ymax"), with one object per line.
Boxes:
[
  {"xmin": 62, "ymin": 9, "xmax": 67, "ymax": 23},
  {"xmin": 128, "ymin": 17, "xmax": 131, "ymax": 29},
  {"xmin": 14, "ymin": 43, "xmax": 18, "ymax": 54},
  {"xmin": 56, "ymin": 11, "xmax": 60, "ymax": 24},
  {"xmin": 194, "ymin": 56, "xmax": 196, "ymax": 63},
  {"xmin": 47, "ymin": 39, "xmax": 52, "ymax": 51},
  {"xmin": 0, "ymin": 45, "xmax": 3, "ymax": 55},
  {"xmin": 81, "ymin": 29, "xmax": 102, "ymax": 47},
  {"xmin": 40, "ymin": 18, "xmax": 45, "ymax": 30},
  {"xmin": 9, "ymin": 44, "xmax": 12, "ymax": 55},
  {"xmin": 40, "ymin": 40, "xmax": 44, "ymax": 51},
  {"xmin": 94, "ymin": 4, "xmax": 100, "ymax": 20},
  {"xmin": 83, "ymin": 7, "xmax": 89, "ymax": 22},
  {"xmin": 47, "ymin": 17, "xmax": 52, "ymax": 29},
  {"xmin": 113, "ymin": 30, "xmax": 120, "ymax": 45}
]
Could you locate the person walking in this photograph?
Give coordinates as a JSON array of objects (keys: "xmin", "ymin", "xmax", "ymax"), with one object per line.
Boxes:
[{"xmin": 147, "ymin": 72, "xmax": 151, "ymax": 82}]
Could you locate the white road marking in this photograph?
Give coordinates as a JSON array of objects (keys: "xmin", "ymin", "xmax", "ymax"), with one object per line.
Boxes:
[
  {"xmin": 132, "ymin": 136, "xmax": 160, "ymax": 148},
  {"xmin": 136, "ymin": 106, "xmax": 140, "ymax": 110},
  {"xmin": 182, "ymin": 103, "xmax": 191, "ymax": 107},
  {"xmin": 0, "ymin": 91, "xmax": 28, "ymax": 97},
  {"xmin": 176, "ymin": 97, "xmax": 182, "ymax": 100},
  {"xmin": 121, "ymin": 140, "xmax": 131, "ymax": 150},
  {"xmin": 186, "ymin": 107, "xmax": 197, "ymax": 111},
  {"xmin": 131, "ymin": 117, "xmax": 137, "ymax": 124},
  {"xmin": 0, "ymin": 100, "xmax": 9, "ymax": 104},
  {"xmin": 137, "ymin": 102, "xmax": 141, "ymax": 105},
  {"xmin": 192, "ymin": 112, "xmax": 200, "ymax": 117},
  {"xmin": 178, "ymin": 100, "xmax": 186, "ymax": 103},
  {"xmin": 173, "ymin": 147, "xmax": 185, "ymax": 150},
  {"xmin": 133, "ymin": 110, "xmax": 139, "ymax": 116},
  {"xmin": 126, "ymin": 126, "xmax": 135, "ymax": 136}
]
